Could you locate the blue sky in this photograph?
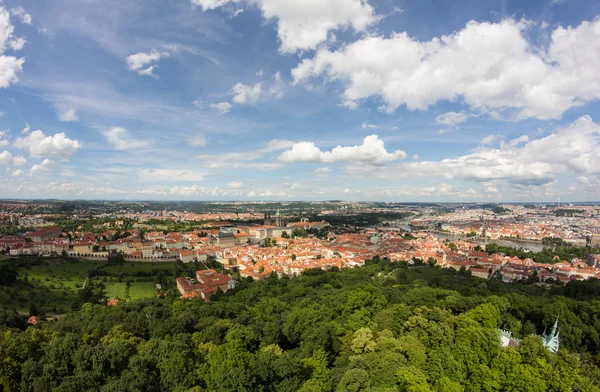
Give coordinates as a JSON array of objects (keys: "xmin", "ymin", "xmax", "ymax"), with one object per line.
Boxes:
[{"xmin": 0, "ymin": 0, "xmax": 599, "ymax": 201}]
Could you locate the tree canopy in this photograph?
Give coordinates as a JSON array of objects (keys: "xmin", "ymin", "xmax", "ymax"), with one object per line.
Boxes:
[{"xmin": 1, "ymin": 259, "xmax": 600, "ymax": 391}]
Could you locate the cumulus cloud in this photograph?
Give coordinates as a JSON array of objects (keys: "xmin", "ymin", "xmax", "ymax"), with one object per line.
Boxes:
[
  {"xmin": 314, "ymin": 167, "xmax": 330, "ymax": 173},
  {"xmin": 0, "ymin": 129, "xmax": 8, "ymax": 147},
  {"xmin": 279, "ymin": 135, "xmax": 407, "ymax": 165},
  {"xmin": 9, "ymin": 7, "xmax": 31, "ymax": 25},
  {"xmin": 14, "ymin": 129, "xmax": 81, "ymax": 159},
  {"xmin": 231, "ymin": 82, "xmax": 262, "ymax": 104},
  {"xmin": 293, "ymin": 18, "xmax": 600, "ymax": 120},
  {"xmin": 228, "ymin": 181, "xmax": 243, "ymax": 188},
  {"xmin": 191, "ymin": 0, "xmax": 378, "ymax": 53},
  {"xmin": 8, "ymin": 36, "xmax": 24, "ymax": 51},
  {"xmin": 12, "ymin": 169, "xmax": 23, "ymax": 177},
  {"xmin": 0, "ymin": 7, "xmax": 25, "ymax": 88},
  {"xmin": 0, "ymin": 150, "xmax": 26, "ymax": 166},
  {"xmin": 126, "ymin": 49, "xmax": 169, "ymax": 78},
  {"xmin": 231, "ymin": 73, "xmax": 286, "ymax": 105},
  {"xmin": 30, "ymin": 158, "xmax": 58, "ymax": 174},
  {"xmin": 348, "ymin": 115, "xmax": 600, "ymax": 187}
]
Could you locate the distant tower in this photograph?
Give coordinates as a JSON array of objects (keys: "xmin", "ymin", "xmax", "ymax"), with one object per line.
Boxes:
[
  {"xmin": 264, "ymin": 212, "xmax": 272, "ymax": 226},
  {"xmin": 275, "ymin": 209, "xmax": 281, "ymax": 227},
  {"xmin": 541, "ymin": 319, "xmax": 560, "ymax": 354}
]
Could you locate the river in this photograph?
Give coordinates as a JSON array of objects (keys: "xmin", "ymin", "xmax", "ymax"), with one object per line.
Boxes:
[{"xmin": 390, "ymin": 220, "xmax": 549, "ymax": 252}]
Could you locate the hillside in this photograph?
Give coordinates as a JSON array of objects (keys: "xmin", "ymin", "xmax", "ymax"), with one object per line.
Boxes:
[{"xmin": 1, "ymin": 259, "xmax": 600, "ymax": 391}]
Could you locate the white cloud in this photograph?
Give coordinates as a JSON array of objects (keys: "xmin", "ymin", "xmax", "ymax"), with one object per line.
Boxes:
[
  {"xmin": 348, "ymin": 115, "xmax": 600, "ymax": 187},
  {"xmin": 506, "ymin": 135, "xmax": 529, "ymax": 147},
  {"xmin": 9, "ymin": 7, "xmax": 31, "ymax": 25},
  {"xmin": 293, "ymin": 18, "xmax": 600, "ymax": 121},
  {"xmin": 14, "ymin": 129, "xmax": 81, "ymax": 159},
  {"xmin": 126, "ymin": 49, "xmax": 169, "ymax": 77},
  {"xmin": 0, "ymin": 150, "xmax": 25, "ymax": 166},
  {"xmin": 0, "ymin": 7, "xmax": 25, "ymax": 88},
  {"xmin": 228, "ymin": 181, "xmax": 243, "ymax": 188},
  {"xmin": 192, "ymin": 0, "xmax": 378, "ymax": 53},
  {"xmin": 264, "ymin": 139, "xmax": 294, "ymax": 151},
  {"xmin": 205, "ymin": 161, "xmax": 283, "ymax": 170},
  {"xmin": 0, "ymin": 130, "xmax": 7, "ymax": 147},
  {"xmin": 269, "ymin": 72, "xmax": 286, "ymax": 99},
  {"xmin": 138, "ymin": 185, "xmax": 239, "ymax": 197},
  {"xmin": 481, "ymin": 134, "xmax": 503, "ymax": 145},
  {"xmin": 12, "ymin": 155, "xmax": 26, "ymax": 166},
  {"xmin": 435, "ymin": 111, "xmax": 470, "ymax": 126},
  {"xmin": 20, "ymin": 124, "xmax": 30, "ymax": 134},
  {"xmin": 361, "ymin": 122, "xmax": 399, "ymax": 131},
  {"xmin": 437, "ymin": 128, "xmax": 454, "ymax": 135},
  {"xmin": 190, "ymin": 133, "xmax": 208, "ymax": 147},
  {"xmin": 56, "ymin": 106, "xmax": 78, "ymax": 122},
  {"xmin": 0, "ymin": 150, "xmax": 13, "ymax": 165},
  {"xmin": 30, "ymin": 158, "xmax": 58, "ymax": 174},
  {"xmin": 138, "ymin": 168, "xmax": 205, "ymax": 182},
  {"xmin": 8, "ymin": 36, "xmax": 24, "ymax": 51},
  {"xmin": 230, "ymin": 73, "xmax": 286, "ymax": 106},
  {"xmin": 103, "ymin": 127, "xmax": 142, "ymax": 150},
  {"xmin": 231, "ymin": 82, "xmax": 262, "ymax": 104},
  {"xmin": 209, "ymin": 101, "xmax": 232, "ymax": 114},
  {"xmin": 12, "ymin": 169, "xmax": 23, "ymax": 177},
  {"xmin": 395, "ymin": 183, "xmax": 480, "ymax": 198},
  {"xmin": 246, "ymin": 189, "xmax": 289, "ymax": 198},
  {"xmin": 314, "ymin": 167, "xmax": 330, "ymax": 173},
  {"xmin": 279, "ymin": 134, "xmax": 407, "ymax": 165}
]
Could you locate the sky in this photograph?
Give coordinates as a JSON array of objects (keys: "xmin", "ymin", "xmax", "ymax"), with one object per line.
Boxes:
[{"xmin": 0, "ymin": 0, "xmax": 599, "ymax": 202}]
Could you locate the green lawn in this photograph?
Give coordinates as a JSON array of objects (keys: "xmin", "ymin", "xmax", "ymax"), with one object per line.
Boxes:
[
  {"xmin": 22, "ymin": 260, "xmax": 105, "ymax": 290},
  {"xmin": 3, "ymin": 259, "xmax": 172, "ymax": 312},
  {"xmin": 105, "ymin": 282, "xmax": 127, "ymax": 299},
  {"xmin": 128, "ymin": 282, "xmax": 157, "ymax": 299},
  {"xmin": 105, "ymin": 282, "xmax": 157, "ymax": 300}
]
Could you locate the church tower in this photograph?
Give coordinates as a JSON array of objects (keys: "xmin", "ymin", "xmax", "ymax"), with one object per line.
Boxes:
[{"xmin": 542, "ymin": 319, "xmax": 560, "ymax": 353}]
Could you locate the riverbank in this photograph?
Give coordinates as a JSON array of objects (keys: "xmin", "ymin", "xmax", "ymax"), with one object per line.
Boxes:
[{"xmin": 424, "ymin": 231, "xmax": 550, "ymax": 252}]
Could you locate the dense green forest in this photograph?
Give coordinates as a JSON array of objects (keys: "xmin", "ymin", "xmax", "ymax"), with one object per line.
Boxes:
[{"xmin": 2, "ymin": 260, "xmax": 600, "ymax": 391}]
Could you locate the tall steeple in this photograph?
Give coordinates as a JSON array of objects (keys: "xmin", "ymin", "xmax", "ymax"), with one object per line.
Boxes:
[{"xmin": 542, "ymin": 318, "xmax": 560, "ymax": 354}]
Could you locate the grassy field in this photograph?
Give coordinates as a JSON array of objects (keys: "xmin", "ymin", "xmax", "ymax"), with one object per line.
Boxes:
[
  {"xmin": 1, "ymin": 258, "xmax": 181, "ymax": 313},
  {"xmin": 104, "ymin": 281, "xmax": 157, "ymax": 300},
  {"xmin": 23, "ymin": 260, "xmax": 106, "ymax": 290}
]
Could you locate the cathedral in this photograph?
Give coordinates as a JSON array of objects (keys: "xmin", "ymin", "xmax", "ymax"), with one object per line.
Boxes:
[{"xmin": 264, "ymin": 209, "xmax": 287, "ymax": 227}]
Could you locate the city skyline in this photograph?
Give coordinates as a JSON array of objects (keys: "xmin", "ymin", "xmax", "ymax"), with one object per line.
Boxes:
[{"xmin": 1, "ymin": 0, "xmax": 600, "ymax": 201}]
